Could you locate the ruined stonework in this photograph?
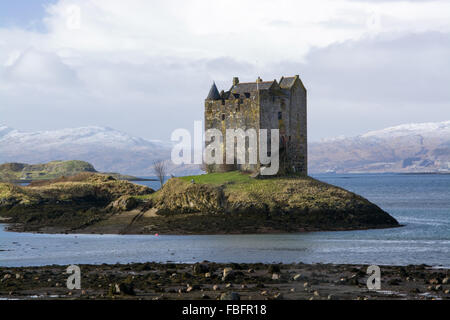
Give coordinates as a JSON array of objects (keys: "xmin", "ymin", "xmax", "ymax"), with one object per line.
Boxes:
[{"xmin": 204, "ymin": 75, "xmax": 307, "ymax": 176}]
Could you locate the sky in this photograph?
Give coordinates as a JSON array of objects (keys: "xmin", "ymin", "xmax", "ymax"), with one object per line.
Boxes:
[{"xmin": 0, "ymin": 0, "xmax": 449, "ymax": 142}]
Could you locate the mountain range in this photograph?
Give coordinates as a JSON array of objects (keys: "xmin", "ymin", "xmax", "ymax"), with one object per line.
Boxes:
[
  {"xmin": 0, "ymin": 125, "xmax": 182, "ymax": 176},
  {"xmin": 309, "ymin": 121, "xmax": 450, "ymax": 173},
  {"xmin": 1, "ymin": 121, "xmax": 449, "ymax": 175}
]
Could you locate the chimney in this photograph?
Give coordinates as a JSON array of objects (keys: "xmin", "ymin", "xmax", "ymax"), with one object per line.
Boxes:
[{"xmin": 233, "ymin": 77, "xmax": 239, "ymax": 86}]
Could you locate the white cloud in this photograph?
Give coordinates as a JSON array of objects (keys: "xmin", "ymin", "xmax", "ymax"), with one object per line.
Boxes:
[
  {"xmin": 0, "ymin": 0, "xmax": 449, "ymax": 141},
  {"xmin": 3, "ymin": 49, "xmax": 78, "ymax": 85}
]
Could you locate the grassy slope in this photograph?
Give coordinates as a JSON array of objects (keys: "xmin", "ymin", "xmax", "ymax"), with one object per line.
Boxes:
[{"xmin": 129, "ymin": 172, "xmax": 400, "ymax": 234}]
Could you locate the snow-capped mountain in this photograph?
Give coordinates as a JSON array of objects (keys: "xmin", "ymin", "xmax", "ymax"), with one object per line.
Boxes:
[
  {"xmin": 361, "ymin": 121, "xmax": 450, "ymax": 139},
  {"xmin": 2, "ymin": 121, "xmax": 449, "ymax": 175},
  {"xmin": 310, "ymin": 121, "xmax": 450, "ymax": 173},
  {"xmin": 0, "ymin": 125, "xmax": 177, "ymax": 175},
  {"xmin": 0, "ymin": 125, "xmax": 167, "ymax": 149}
]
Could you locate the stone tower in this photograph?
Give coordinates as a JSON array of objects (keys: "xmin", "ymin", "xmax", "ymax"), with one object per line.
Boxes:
[{"xmin": 204, "ymin": 75, "xmax": 307, "ymax": 176}]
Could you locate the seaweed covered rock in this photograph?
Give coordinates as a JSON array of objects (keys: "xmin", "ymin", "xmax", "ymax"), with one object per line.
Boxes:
[{"xmin": 0, "ymin": 173, "xmax": 154, "ymax": 232}]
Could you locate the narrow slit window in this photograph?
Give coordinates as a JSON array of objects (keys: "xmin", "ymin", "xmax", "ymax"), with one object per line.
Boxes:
[{"xmin": 278, "ymin": 112, "xmax": 282, "ymax": 120}]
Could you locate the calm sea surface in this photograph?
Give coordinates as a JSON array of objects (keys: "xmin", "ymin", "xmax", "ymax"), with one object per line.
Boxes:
[{"xmin": 0, "ymin": 174, "xmax": 449, "ymax": 267}]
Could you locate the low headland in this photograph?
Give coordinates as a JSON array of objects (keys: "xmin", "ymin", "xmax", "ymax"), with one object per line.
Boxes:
[
  {"xmin": 0, "ymin": 170, "xmax": 399, "ymax": 234},
  {"xmin": 0, "ymin": 160, "xmax": 152, "ymax": 183}
]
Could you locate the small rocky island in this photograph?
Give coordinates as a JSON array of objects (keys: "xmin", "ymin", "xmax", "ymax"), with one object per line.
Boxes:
[
  {"xmin": 0, "ymin": 160, "xmax": 148, "ymax": 183},
  {"xmin": 0, "ymin": 171, "xmax": 399, "ymax": 234}
]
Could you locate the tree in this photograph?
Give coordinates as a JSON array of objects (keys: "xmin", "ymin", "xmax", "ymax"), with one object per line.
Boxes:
[{"xmin": 153, "ymin": 160, "xmax": 167, "ymax": 188}]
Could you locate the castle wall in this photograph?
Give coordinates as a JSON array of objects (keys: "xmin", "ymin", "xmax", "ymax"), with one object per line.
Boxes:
[
  {"xmin": 288, "ymin": 82, "xmax": 308, "ymax": 175},
  {"xmin": 205, "ymin": 94, "xmax": 260, "ymax": 172},
  {"xmin": 259, "ymin": 84, "xmax": 307, "ymax": 175}
]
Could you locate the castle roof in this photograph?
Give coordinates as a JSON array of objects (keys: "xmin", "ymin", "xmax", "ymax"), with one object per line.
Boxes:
[
  {"xmin": 279, "ymin": 76, "xmax": 297, "ymax": 89},
  {"xmin": 206, "ymin": 82, "xmax": 221, "ymax": 100},
  {"xmin": 231, "ymin": 80, "xmax": 276, "ymax": 94}
]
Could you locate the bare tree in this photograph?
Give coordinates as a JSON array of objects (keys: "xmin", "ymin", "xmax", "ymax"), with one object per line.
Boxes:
[{"xmin": 153, "ymin": 160, "xmax": 167, "ymax": 188}]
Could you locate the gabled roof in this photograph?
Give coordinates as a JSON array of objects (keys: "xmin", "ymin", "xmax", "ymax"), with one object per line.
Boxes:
[
  {"xmin": 206, "ymin": 82, "xmax": 221, "ymax": 100},
  {"xmin": 279, "ymin": 75, "xmax": 306, "ymax": 91},
  {"xmin": 231, "ymin": 80, "xmax": 277, "ymax": 94},
  {"xmin": 279, "ymin": 76, "xmax": 297, "ymax": 89}
]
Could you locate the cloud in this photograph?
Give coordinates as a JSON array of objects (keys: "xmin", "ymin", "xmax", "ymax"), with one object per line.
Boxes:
[
  {"xmin": 3, "ymin": 49, "xmax": 78, "ymax": 86},
  {"xmin": 0, "ymin": 0, "xmax": 449, "ymax": 142},
  {"xmin": 270, "ymin": 31, "xmax": 450, "ymax": 140}
]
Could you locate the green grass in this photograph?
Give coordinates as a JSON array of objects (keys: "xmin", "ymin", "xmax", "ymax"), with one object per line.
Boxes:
[
  {"xmin": 132, "ymin": 193, "xmax": 157, "ymax": 201},
  {"xmin": 179, "ymin": 171, "xmax": 254, "ymax": 185}
]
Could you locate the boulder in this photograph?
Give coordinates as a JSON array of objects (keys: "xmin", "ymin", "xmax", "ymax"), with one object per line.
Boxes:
[
  {"xmin": 193, "ymin": 262, "xmax": 209, "ymax": 275},
  {"xmin": 108, "ymin": 196, "xmax": 138, "ymax": 211},
  {"xmin": 222, "ymin": 267, "xmax": 234, "ymax": 281},
  {"xmin": 220, "ymin": 292, "xmax": 240, "ymax": 301}
]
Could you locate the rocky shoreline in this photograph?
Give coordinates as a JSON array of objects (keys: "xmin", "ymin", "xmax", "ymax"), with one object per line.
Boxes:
[{"xmin": 0, "ymin": 262, "xmax": 448, "ymax": 300}]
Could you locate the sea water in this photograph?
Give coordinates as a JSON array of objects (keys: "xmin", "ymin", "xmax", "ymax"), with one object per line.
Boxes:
[{"xmin": 0, "ymin": 174, "xmax": 449, "ymax": 267}]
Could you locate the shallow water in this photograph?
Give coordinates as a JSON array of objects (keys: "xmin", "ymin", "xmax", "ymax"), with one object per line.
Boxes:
[{"xmin": 0, "ymin": 173, "xmax": 449, "ymax": 267}]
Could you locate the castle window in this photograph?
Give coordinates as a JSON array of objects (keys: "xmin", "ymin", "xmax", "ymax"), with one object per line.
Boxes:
[
  {"xmin": 244, "ymin": 93, "xmax": 250, "ymax": 98},
  {"xmin": 278, "ymin": 112, "xmax": 282, "ymax": 120},
  {"xmin": 222, "ymin": 114, "xmax": 225, "ymax": 121},
  {"xmin": 221, "ymin": 100, "xmax": 225, "ymax": 105},
  {"xmin": 289, "ymin": 136, "xmax": 291, "ymax": 142}
]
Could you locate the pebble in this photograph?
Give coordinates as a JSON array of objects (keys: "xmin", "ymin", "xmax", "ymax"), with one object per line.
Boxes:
[
  {"xmin": 272, "ymin": 273, "xmax": 280, "ymax": 280},
  {"xmin": 273, "ymin": 293, "xmax": 283, "ymax": 300},
  {"xmin": 293, "ymin": 274, "xmax": 302, "ymax": 281},
  {"xmin": 213, "ymin": 285, "xmax": 219, "ymax": 291},
  {"xmin": 429, "ymin": 278, "xmax": 439, "ymax": 285}
]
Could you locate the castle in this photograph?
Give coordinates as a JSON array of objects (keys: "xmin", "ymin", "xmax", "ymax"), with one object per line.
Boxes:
[{"xmin": 204, "ymin": 75, "xmax": 307, "ymax": 175}]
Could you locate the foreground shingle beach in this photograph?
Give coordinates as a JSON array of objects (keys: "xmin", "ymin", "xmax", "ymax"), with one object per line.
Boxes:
[{"xmin": 1, "ymin": 262, "xmax": 448, "ymax": 300}]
